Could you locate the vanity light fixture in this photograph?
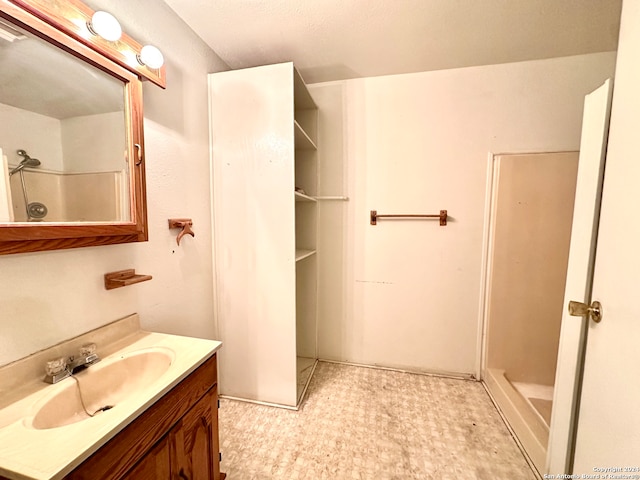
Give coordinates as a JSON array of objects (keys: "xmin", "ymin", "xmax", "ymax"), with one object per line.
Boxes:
[
  {"xmin": 137, "ymin": 44, "xmax": 164, "ymax": 69},
  {"xmin": 86, "ymin": 10, "xmax": 122, "ymax": 42}
]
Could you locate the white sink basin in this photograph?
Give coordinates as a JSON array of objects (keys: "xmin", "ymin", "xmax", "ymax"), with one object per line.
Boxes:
[
  {"xmin": 0, "ymin": 316, "xmax": 222, "ymax": 480},
  {"xmin": 26, "ymin": 347, "xmax": 174, "ymax": 430}
]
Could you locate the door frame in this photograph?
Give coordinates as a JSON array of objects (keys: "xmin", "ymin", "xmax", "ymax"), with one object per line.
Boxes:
[
  {"xmin": 477, "ymin": 149, "xmax": 576, "ymax": 380},
  {"xmin": 477, "ymin": 149, "xmax": 581, "ymax": 474},
  {"xmin": 476, "ymin": 151, "xmax": 500, "ymax": 381}
]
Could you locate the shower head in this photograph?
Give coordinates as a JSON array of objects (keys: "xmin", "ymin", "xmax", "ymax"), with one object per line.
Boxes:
[
  {"xmin": 16, "ymin": 149, "xmax": 40, "ymax": 166},
  {"xmin": 9, "ymin": 149, "xmax": 41, "ymax": 176},
  {"xmin": 20, "ymin": 157, "xmax": 41, "ymax": 167}
]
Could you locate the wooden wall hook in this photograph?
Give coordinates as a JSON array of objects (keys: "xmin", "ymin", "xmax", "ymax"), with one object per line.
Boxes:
[{"xmin": 168, "ymin": 218, "xmax": 195, "ymax": 245}]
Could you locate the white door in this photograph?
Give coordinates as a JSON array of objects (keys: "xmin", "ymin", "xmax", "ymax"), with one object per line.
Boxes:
[
  {"xmin": 546, "ymin": 80, "xmax": 613, "ymax": 473},
  {"xmin": 571, "ymin": 0, "xmax": 640, "ymax": 471}
]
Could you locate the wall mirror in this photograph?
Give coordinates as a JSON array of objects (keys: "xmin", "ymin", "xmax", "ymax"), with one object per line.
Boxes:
[{"xmin": 0, "ymin": 0, "xmax": 166, "ymax": 255}]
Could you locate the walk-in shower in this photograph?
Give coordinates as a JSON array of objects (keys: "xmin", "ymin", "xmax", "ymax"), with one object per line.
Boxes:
[
  {"xmin": 8, "ymin": 149, "xmax": 47, "ymax": 221},
  {"xmin": 483, "ymin": 152, "xmax": 578, "ymax": 473}
]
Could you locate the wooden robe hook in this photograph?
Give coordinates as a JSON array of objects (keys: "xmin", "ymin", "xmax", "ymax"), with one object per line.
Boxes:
[{"xmin": 168, "ymin": 218, "xmax": 195, "ymax": 245}]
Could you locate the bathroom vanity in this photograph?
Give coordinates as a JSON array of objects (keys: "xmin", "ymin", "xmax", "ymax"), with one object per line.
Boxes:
[
  {"xmin": 66, "ymin": 355, "xmax": 220, "ymax": 480},
  {"xmin": 0, "ymin": 314, "xmax": 224, "ymax": 480}
]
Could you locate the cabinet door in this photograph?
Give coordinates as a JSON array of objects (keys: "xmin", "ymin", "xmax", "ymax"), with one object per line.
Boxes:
[
  {"xmin": 173, "ymin": 387, "xmax": 220, "ymax": 480},
  {"xmin": 121, "ymin": 435, "xmax": 171, "ymax": 480}
]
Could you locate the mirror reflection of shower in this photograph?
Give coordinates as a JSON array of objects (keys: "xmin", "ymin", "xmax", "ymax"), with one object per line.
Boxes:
[
  {"xmin": 9, "ymin": 149, "xmax": 41, "ymax": 175},
  {"xmin": 8, "ymin": 149, "xmax": 48, "ymax": 221}
]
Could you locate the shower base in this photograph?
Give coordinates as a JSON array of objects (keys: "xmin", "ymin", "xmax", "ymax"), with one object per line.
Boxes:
[
  {"xmin": 484, "ymin": 368, "xmax": 549, "ymax": 474},
  {"xmin": 511, "ymin": 381, "xmax": 554, "ymax": 425}
]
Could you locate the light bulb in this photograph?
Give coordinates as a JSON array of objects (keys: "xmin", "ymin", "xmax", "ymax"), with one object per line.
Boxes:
[
  {"xmin": 138, "ymin": 45, "xmax": 164, "ymax": 69},
  {"xmin": 87, "ymin": 11, "xmax": 122, "ymax": 42}
]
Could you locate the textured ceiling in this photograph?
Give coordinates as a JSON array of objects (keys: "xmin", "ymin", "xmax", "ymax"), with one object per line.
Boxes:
[{"xmin": 164, "ymin": 0, "xmax": 622, "ymax": 84}]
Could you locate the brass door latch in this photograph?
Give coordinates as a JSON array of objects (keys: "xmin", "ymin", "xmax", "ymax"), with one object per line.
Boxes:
[{"xmin": 568, "ymin": 300, "xmax": 603, "ymax": 323}]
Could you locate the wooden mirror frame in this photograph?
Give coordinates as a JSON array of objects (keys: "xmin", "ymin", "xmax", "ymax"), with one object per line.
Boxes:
[{"xmin": 0, "ymin": 0, "xmax": 165, "ymax": 255}]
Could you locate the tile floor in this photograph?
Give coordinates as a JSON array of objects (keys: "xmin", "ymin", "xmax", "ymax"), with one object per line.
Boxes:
[{"xmin": 219, "ymin": 361, "xmax": 539, "ymax": 480}]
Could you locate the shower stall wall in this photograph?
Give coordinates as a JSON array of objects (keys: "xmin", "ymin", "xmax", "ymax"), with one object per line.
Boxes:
[{"xmin": 8, "ymin": 169, "xmax": 124, "ymax": 222}]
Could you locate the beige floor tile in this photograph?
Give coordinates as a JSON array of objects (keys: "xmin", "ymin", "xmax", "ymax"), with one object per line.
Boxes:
[{"xmin": 219, "ymin": 361, "xmax": 538, "ymax": 480}]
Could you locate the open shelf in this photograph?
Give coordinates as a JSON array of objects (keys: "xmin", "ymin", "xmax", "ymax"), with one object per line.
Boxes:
[
  {"xmin": 104, "ymin": 269, "xmax": 152, "ymax": 290},
  {"xmin": 294, "ymin": 65, "xmax": 319, "ymax": 409},
  {"xmin": 295, "ymin": 249, "xmax": 316, "ymax": 262},
  {"xmin": 295, "ymin": 121, "xmax": 317, "ymax": 151},
  {"xmin": 294, "ymin": 68, "xmax": 318, "ymax": 146},
  {"xmin": 294, "ymin": 68, "xmax": 317, "ymax": 110},
  {"xmin": 295, "ymin": 191, "xmax": 317, "ymax": 202}
]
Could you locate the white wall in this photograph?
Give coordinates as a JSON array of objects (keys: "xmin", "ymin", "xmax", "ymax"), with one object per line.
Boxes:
[
  {"xmin": 61, "ymin": 112, "xmax": 125, "ymax": 173},
  {"xmin": 0, "ymin": 0, "xmax": 229, "ymax": 367},
  {"xmin": 0, "ymin": 106, "xmax": 125, "ymax": 175},
  {"xmin": 310, "ymin": 52, "xmax": 617, "ymax": 376},
  {"xmin": 0, "ymin": 103, "xmax": 63, "ymax": 171}
]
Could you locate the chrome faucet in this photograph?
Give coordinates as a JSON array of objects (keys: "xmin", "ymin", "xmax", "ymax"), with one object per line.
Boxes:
[{"xmin": 44, "ymin": 343, "xmax": 100, "ymax": 384}]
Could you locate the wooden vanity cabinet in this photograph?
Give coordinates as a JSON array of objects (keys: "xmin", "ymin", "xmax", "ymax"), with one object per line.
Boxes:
[
  {"xmin": 121, "ymin": 433, "xmax": 171, "ymax": 479},
  {"xmin": 65, "ymin": 354, "xmax": 223, "ymax": 480},
  {"xmin": 121, "ymin": 389, "xmax": 218, "ymax": 480}
]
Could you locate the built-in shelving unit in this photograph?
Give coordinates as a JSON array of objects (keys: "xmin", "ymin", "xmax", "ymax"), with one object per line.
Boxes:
[
  {"xmin": 209, "ymin": 62, "xmax": 318, "ymax": 409},
  {"xmin": 293, "ymin": 66, "xmax": 319, "ymax": 406}
]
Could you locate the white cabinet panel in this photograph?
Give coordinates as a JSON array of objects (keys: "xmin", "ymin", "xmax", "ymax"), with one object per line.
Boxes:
[{"xmin": 210, "ymin": 63, "xmax": 318, "ymax": 407}]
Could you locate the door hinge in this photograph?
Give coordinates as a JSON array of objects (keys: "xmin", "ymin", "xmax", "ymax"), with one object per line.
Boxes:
[
  {"xmin": 217, "ymin": 399, "xmax": 220, "ymax": 409},
  {"xmin": 219, "ymin": 452, "xmax": 222, "ymax": 462}
]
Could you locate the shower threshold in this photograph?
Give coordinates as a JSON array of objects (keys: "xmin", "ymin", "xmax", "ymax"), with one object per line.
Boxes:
[{"xmin": 484, "ymin": 368, "xmax": 549, "ymax": 475}]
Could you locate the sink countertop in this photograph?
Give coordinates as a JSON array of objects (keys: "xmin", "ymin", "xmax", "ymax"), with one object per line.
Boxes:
[{"xmin": 0, "ymin": 314, "xmax": 222, "ymax": 480}]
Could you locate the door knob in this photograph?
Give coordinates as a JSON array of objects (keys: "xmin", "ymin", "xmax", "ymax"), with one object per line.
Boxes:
[{"xmin": 568, "ymin": 300, "xmax": 603, "ymax": 323}]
